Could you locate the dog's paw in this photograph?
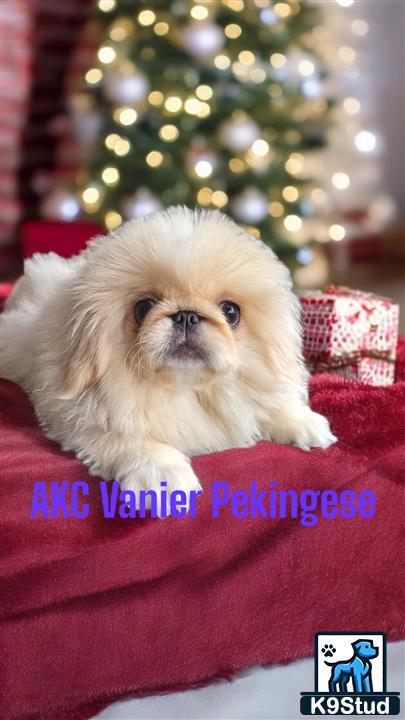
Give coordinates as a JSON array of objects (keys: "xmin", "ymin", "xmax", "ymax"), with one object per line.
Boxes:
[
  {"xmin": 117, "ymin": 452, "xmax": 202, "ymax": 518},
  {"xmin": 269, "ymin": 407, "xmax": 337, "ymax": 451},
  {"xmin": 321, "ymin": 643, "xmax": 336, "ymax": 658}
]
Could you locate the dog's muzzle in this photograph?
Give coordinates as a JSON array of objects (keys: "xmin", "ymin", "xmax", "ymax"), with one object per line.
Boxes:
[{"xmin": 171, "ymin": 311, "xmax": 201, "ymax": 332}]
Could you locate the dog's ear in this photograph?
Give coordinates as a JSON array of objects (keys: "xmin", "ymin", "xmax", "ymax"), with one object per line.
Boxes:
[
  {"xmin": 250, "ymin": 248, "xmax": 307, "ymax": 389},
  {"xmin": 60, "ymin": 289, "xmax": 109, "ymax": 399}
]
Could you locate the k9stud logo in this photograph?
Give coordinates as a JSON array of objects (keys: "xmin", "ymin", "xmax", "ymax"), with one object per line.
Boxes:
[{"xmin": 300, "ymin": 632, "xmax": 400, "ymax": 715}]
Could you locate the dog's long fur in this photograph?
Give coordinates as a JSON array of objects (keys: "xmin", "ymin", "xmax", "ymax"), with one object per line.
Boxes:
[{"xmin": 0, "ymin": 207, "xmax": 336, "ymax": 511}]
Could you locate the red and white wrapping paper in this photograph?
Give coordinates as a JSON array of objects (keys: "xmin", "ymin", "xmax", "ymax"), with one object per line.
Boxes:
[{"xmin": 300, "ymin": 286, "xmax": 399, "ymax": 386}]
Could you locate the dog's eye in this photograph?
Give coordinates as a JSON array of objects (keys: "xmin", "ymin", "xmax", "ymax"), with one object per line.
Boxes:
[
  {"xmin": 134, "ymin": 298, "xmax": 155, "ymax": 324},
  {"xmin": 220, "ymin": 301, "xmax": 240, "ymax": 328}
]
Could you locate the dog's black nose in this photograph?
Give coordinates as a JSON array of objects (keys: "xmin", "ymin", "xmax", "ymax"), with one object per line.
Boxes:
[{"xmin": 172, "ymin": 311, "xmax": 201, "ymax": 330}]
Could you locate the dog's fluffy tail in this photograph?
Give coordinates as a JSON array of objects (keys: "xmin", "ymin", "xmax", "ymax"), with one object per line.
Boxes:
[{"xmin": 0, "ymin": 252, "xmax": 80, "ymax": 385}]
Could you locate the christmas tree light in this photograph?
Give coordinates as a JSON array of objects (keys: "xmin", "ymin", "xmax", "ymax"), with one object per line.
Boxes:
[{"xmin": 44, "ymin": 0, "xmax": 394, "ymax": 279}]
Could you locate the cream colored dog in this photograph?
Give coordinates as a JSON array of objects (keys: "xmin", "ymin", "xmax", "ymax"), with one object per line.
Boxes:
[{"xmin": 1, "ymin": 207, "xmax": 336, "ymax": 513}]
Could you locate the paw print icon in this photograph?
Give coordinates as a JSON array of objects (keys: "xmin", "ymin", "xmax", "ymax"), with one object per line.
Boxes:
[{"xmin": 321, "ymin": 643, "xmax": 336, "ymax": 659}]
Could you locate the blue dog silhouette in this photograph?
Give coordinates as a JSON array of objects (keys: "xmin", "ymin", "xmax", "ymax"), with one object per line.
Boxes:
[{"xmin": 325, "ymin": 639, "xmax": 379, "ymax": 693}]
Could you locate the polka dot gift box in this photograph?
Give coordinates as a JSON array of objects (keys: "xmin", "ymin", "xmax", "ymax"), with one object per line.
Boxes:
[{"xmin": 300, "ymin": 286, "xmax": 399, "ymax": 386}]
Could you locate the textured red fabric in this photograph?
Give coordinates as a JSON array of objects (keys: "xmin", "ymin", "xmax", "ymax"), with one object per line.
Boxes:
[
  {"xmin": 1, "ymin": 346, "xmax": 405, "ymax": 720},
  {"xmin": 0, "ymin": 283, "xmax": 16, "ymax": 312},
  {"xmin": 21, "ymin": 220, "xmax": 103, "ymax": 260}
]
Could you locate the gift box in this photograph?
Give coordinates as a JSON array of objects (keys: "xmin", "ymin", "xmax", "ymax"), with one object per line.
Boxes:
[{"xmin": 300, "ymin": 286, "xmax": 399, "ymax": 386}]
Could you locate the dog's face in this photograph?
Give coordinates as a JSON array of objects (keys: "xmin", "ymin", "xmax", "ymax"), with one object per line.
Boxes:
[
  {"xmin": 131, "ymin": 292, "xmax": 239, "ymax": 376},
  {"xmin": 352, "ymin": 640, "xmax": 379, "ymax": 659},
  {"xmin": 63, "ymin": 207, "xmax": 301, "ymax": 396},
  {"xmin": 121, "ymin": 209, "xmax": 260, "ymax": 381}
]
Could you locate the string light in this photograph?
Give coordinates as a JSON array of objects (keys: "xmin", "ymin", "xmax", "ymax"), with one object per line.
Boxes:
[
  {"xmin": 214, "ymin": 54, "xmax": 231, "ymax": 69},
  {"xmin": 289, "ymin": 0, "xmax": 301, "ymax": 15},
  {"xmin": 269, "ymin": 201, "xmax": 284, "ymax": 217},
  {"xmin": 85, "ymin": 68, "xmax": 103, "ymax": 84},
  {"xmin": 98, "ymin": 0, "xmax": 115, "ymax": 11},
  {"xmin": 191, "ymin": 5, "xmax": 209, "ymax": 20},
  {"xmin": 298, "ymin": 60, "xmax": 315, "ymax": 77},
  {"xmin": 270, "ymin": 53, "xmax": 287, "ymax": 69},
  {"xmin": 98, "ymin": 46, "xmax": 116, "ymax": 64},
  {"xmin": 250, "ymin": 68, "xmax": 266, "ymax": 83},
  {"xmin": 343, "ymin": 97, "xmax": 360, "ymax": 115},
  {"xmin": 146, "ymin": 151, "xmax": 163, "ymax": 167},
  {"xmin": 229, "ymin": 158, "xmax": 245, "ymax": 173},
  {"xmin": 274, "ymin": 3, "xmax": 291, "ymax": 18},
  {"xmin": 211, "ymin": 190, "xmax": 228, "ymax": 208},
  {"xmin": 138, "ymin": 10, "xmax": 156, "ymax": 26},
  {"xmin": 113, "ymin": 139, "xmax": 131, "ymax": 156},
  {"xmin": 239, "ymin": 50, "xmax": 255, "ymax": 66},
  {"xmin": 285, "ymin": 153, "xmax": 304, "ymax": 175},
  {"xmin": 183, "ymin": 98, "xmax": 210, "ymax": 117},
  {"xmin": 82, "ymin": 187, "xmax": 100, "ymax": 204},
  {"xmin": 105, "ymin": 211, "xmax": 122, "ymax": 230},
  {"xmin": 115, "ymin": 107, "xmax": 137, "ymax": 126},
  {"xmin": 195, "ymin": 160, "xmax": 213, "ymax": 178},
  {"xmin": 109, "ymin": 28, "xmax": 125, "ymax": 42},
  {"xmin": 198, "ymin": 102, "xmax": 211, "ymax": 118},
  {"xmin": 109, "ymin": 22, "xmax": 133, "ymax": 42},
  {"xmin": 101, "ymin": 167, "xmax": 120, "ymax": 185},
  {"xmin": 185, "ymin": 97, "xmax": 202, "ymax": 114},
  {"xmin": 246, "ymin": 226, "xmax": 261, "ymax": 239},
  {"xmin": 226, "ymin": 0, "xmax": 244, "ymax": 10},
  {"xmin": 154, "ymin": 22, "xmax": 169, "ymax": 36},
  {"xmin": 282, "ymin": 186, "xmax": 299, "ymax": 202},
  {"xmin": 105, "ymin": 133, "xmax": 121, "ymax": 149},
  {"xmin": 225, "ymin": 24, "xmax": 242, "ymax": 39},
  {"xmin": 284, "ymin": 214, "xmax": 302, "ymax": 231},
  {"xmin": 355, "ymin": 130, "xmax": 376, "ymax": 152},
  {"xmin": 232, "ymin": 62, "xmax": 249, "ymax": 79},
  {"xmin": 328, "ymin": 224, "xmax": 346, "ymax": 241},
  {"xmin": 196, "ymin": 85, "xmax": 213, "ymax": 100},
  {"xmin": 197, "ymin": 187, "xmax": 213, "ymax": 205},
  {"xmin": 332, "ymin": 172, "xmax": 350, "ymax": 189},
  {"xmin": 159, "ymin": 124, "xmax": 179, "ymax": 142},
  {"xmin": 251, "ymin": 139, "xmax": 270, "ymax": 157},
  {"xmin": 246, "ymin": 149, "xmax": 269, "ymax": 169},
  {"xmin": 148, "ymin": 90, "xmax": 164, "ymax": 106},
  {"xmin": 164, "ymin": 96, "xmax": 182, "ymax": 113}
]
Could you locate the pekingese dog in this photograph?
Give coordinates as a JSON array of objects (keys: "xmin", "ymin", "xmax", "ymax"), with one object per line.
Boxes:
[{"xmin": 1, "ymin": 207, "xmax": 336, "ymax": 513}]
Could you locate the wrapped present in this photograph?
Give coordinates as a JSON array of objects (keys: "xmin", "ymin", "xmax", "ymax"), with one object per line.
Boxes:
[{"xmin": 300, "ymin": 285, "xmax": 399, "ymax": 386}]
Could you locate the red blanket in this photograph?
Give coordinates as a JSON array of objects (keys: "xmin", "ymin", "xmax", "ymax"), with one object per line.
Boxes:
[{"xmin": 1, "ymin": 345, "xmax": 405, "ymax": 720}]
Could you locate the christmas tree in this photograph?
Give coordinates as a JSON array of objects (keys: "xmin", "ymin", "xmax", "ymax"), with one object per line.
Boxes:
[{"xmin": 73, "ymin": 0, "xmax": 334, "ymax": 265}]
